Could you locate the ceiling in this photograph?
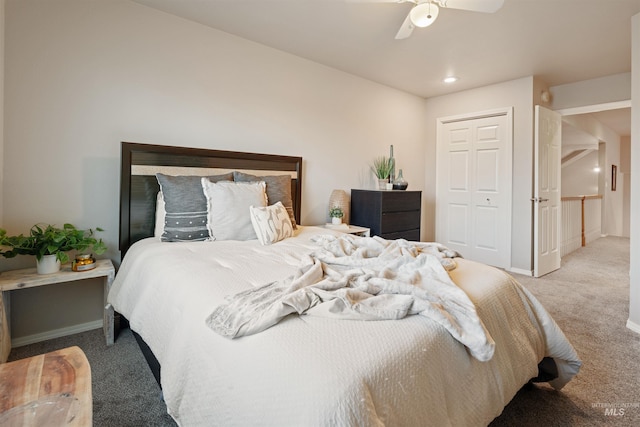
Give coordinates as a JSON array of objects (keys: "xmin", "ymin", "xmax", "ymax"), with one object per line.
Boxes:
[{"xmin": 133, "ymin": 0, "xmax": 640, "ymax": 136}]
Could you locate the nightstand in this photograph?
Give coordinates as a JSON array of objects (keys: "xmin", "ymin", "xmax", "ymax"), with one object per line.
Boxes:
[
  {"xmin": 0, "ymin": 259, "xmax": 115, "ymax": 363},
  {"xmin": 322, "ymin": 224, "xmax": 371, "ymax": 237},
  {"xmin": 351, "ymin": 189, "xmax": 422, "ymax": 240}
]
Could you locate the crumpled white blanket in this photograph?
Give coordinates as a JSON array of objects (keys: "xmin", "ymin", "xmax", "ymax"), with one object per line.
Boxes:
[{"xmin": 207, "ymin": 234, "xmax": 496, "ymax": 362}]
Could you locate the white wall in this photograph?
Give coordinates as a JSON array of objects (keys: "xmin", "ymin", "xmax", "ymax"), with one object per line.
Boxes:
[
  {"xmin": 629, "ymin": 13, "xmax": 640, "ymax": 333},
  {"xmin": 424, "ymin": 76, "xmax": 544, "ymax": 273},
  {"xmin": 621, "ymin": 135, "xmax": 631, "ymax": 237},
  {"xmin": 603, "ymin": 140, "xmax": 624, "ymax": 237},
  {"xmin": 551, "ymin": 73, "xmax": 631, "ymax": 110},
  {"xmin": 3, "ymin": 0, "xmax": 428, "ymax": 340},
  {"xmin": 0, "ymin": 0, "xmax": 4, "ymax": 225},
  {"xmin": 560, "ymin": 113, "xmax": 624, "ymax": 236},
  {"xmin": 561, "ymin": 151, "xmax": 599, "ymax": 197}
]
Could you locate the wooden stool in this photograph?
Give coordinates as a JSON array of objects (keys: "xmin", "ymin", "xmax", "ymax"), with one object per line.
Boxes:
[{"xmin": 0, "ymin": 346, "xmax": 92, "ymax": 426}]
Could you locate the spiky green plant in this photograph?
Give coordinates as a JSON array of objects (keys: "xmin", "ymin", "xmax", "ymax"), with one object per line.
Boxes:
[{"xmin": 371, "ymin": 156, "xmax": 393, "ymax": 180}]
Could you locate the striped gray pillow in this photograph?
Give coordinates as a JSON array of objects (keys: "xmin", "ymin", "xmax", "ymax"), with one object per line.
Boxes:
[{"xmin": 156, "ymin": 173, "xmax": 233, "ymax": 242}]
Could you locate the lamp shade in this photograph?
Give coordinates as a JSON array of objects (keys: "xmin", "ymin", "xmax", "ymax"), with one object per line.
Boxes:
[
  {"xmin": 328, "ymin": 189, "xmax": 350, "ymax": 225},
  {"xmin": 410, "ymin": 2, "xmax": 439, "ymax": 28}
]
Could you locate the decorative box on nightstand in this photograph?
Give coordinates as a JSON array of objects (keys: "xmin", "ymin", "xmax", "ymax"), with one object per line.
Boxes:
[{"xmin": 323, "ymin": 224, "xmax": 371, "ymax": 237}]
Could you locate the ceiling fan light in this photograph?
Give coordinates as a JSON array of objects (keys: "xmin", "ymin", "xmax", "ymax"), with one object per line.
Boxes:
[{"xmin": 410, "ymin": 2, "xmax": 440, "ymax": 28}]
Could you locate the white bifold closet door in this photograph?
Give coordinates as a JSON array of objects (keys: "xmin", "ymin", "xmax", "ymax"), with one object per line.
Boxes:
[{"xmin": 436, "ymin": 108, "xmax": 512, "ymax": 269}]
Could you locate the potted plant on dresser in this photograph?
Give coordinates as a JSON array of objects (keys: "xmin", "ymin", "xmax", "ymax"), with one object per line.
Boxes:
[
  {"xmin": 0, "ymin": 223, "xmax": 107, "ymax": 274},
  {"xmin": 371, "ymin": 156, "xmax": 394, "ymax": 190}
]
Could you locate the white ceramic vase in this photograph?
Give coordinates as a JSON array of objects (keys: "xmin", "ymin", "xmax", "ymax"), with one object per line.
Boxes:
[{"xmin": 36, "ymin": 254, "xmax": 61, "ymax": 274}]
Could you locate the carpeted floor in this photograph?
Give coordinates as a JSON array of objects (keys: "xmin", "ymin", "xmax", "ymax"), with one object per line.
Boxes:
[
  {"xmin": 7, "ymin": 236, "xmax": 639, "ymax": 426},
  {"xmin": 7, "ymin": 324, "xmax": 176, "ymax": 426},
  {"xmin": 490, "ymin": 236, "xmax": 640, "ymax": 426}
]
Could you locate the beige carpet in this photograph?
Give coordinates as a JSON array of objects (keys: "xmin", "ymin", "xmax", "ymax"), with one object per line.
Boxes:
[
  {"xmin": 8, "ymin": 236, "xmax": 639, "ymax": 426},
  {"xmin": 491, "ymin": 236, "xmax": 640, "ymax": 426}
]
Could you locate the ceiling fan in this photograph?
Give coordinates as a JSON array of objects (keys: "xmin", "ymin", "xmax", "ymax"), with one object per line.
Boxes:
[{"xmin": 361, "ymin": 0, "xmax": 505, "ymax": 39}]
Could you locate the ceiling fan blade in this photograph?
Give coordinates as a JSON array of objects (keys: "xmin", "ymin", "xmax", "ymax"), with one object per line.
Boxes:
[
  {"xmin": 395, "ymin": 11, "xmax": 414, "ymax": 39},
  {"xmin": 434, "ymin": 0, "xmax": 504, "ymax": 13}
]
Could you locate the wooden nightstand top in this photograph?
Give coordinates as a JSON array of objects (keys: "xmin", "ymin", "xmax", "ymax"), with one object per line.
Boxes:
[
  {"xmin": 322, "ymin": 224, "xmax": 371, "ymax": 237},
  {"xmin": 0, "ymin": 259, "xmax": 114, "ymax": 292}
]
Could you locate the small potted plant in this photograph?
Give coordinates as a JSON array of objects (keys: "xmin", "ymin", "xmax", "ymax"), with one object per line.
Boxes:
[
  {"xmin": 371, "ymin": 156, "xmax": 394, "ymax": 190},
  {"xmin": 0, "ymin": 223, "xmax": 107, "ymax": 274},
  {"xmin": 329, "ymin": 206, "xmax": 344, "ymax": 225}
]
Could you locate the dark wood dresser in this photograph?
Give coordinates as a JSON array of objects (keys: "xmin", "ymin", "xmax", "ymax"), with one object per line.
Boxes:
[{"xmin": 350, "ymin": 189, "xmax": 421, "ymax": 241}]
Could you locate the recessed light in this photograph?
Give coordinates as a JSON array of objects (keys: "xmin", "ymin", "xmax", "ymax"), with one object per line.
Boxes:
[{"xmin": 443, "ymin": 76, "xmax": 458, "ymax": 83}]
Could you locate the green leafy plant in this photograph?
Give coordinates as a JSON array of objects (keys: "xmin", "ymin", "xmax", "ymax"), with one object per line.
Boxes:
[
  {"xmin": 0, "ymin": 223, "xmax": 107, "ymax": 264},
  {"xmin": 329, "ymin": 206, "xmax": 344, "ymax": 218},
  {"xmin": 371, "ymin": 156, "xmax": 393, "ymax": 180}
]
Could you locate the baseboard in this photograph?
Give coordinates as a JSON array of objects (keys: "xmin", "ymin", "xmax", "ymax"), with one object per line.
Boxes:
[
  {"xmin": 12, "ymin": 320, "xmax": 103, "ymax": 348},
  {"xmin": 507, "ymin": 267, "xmax": 532, "ymax": 277},
  {"xmin": 626, "ymin": 319, "xmax": 640, "ymax": 335}
]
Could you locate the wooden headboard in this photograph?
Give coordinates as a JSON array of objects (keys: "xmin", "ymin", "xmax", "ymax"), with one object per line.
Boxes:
[{"xmin": 119, "ymin": 142, "xmax": 303, "ymax": 257}]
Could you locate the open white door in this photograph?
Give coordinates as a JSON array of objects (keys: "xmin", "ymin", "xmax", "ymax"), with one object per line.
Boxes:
[{"xmin": 533, "ymin": 105, "xmax": 562, "ymax": 277}]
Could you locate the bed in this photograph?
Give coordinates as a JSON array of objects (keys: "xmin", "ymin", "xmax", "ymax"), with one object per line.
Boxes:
[{"xmin": 109, "ymin": 142, "xmax": 581, "ymax": 426}]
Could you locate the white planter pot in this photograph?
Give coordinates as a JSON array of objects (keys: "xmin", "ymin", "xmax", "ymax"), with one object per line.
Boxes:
[
  {"xmin": 331, "ymin": 217, "xmax": 342, "ymax": 225},
  {"xmin": 36, "ymin": 254, "xmax": 61, "ymax": 274}
]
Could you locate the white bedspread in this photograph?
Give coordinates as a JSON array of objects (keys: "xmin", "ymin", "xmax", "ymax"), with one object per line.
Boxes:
[
  {"xmin": 207, "ymin": 234, "xmax": 495, "ymax": 362},
  {"xmin": 108, "ymin": 226, "xmax": 581, "ymax": 427}
]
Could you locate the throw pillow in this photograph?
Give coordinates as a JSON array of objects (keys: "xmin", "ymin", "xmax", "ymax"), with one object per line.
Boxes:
[
  {"xmin": 249, "ymin": 202, "xmax": 294, "ymax": 245},
  {"xmin": 233, "ymin": 171, "xmax": 297, "ymax": 229},
  {"xmin": 156, "ymin": 173, "xmax": 233, "ymax": 242},
  {"xmin": 202, "ymin": 179, "xmax": 267, "ymax": 241}
]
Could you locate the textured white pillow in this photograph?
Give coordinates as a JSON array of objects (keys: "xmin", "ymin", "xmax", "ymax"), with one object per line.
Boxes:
[
  {"xmin": 249, "ymin": 201, "xmax": 294, "ymax": 245},
  {"xmin": 202, "ymin": 179, "xmax": 267, "ymax": 241},
  {"xmin": 154, "ymin": 191, "xmax": 166, "ymax": 238}
]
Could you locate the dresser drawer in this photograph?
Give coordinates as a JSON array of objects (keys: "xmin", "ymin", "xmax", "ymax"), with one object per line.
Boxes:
[
  {"xmin": 381, "ymin": 211, "xmax": 421, "ymax": 233},
  {"xmin": 380, "ymin": 191, "xmax": 421, "ymax": 213},
  {"xmin": 381, "ymin": 229, "xmax": 419, "ymax": 241}
]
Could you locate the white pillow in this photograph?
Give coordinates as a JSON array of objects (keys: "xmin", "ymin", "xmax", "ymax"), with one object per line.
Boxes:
[
  {"xmin": 154, "ymin": 191, "xmax": 166, "ymax": 238},
  {"xmin": 249, "ymin": 202, "xmax": 294, "ymax": 245},
  {"xmin": 202, "ymin": 179, "xmax": 267, "ymax": 241}
]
